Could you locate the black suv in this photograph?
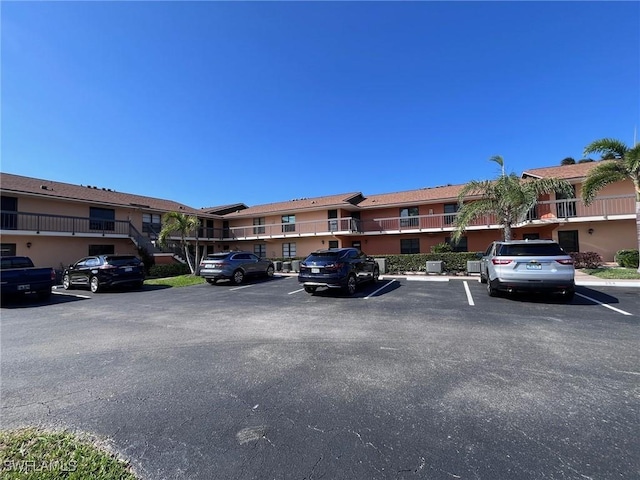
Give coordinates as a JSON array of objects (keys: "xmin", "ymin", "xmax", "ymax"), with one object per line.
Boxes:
[
  {"xmin": 63, "ymin": 255, "xmax": 145, "ymax": 293},
  {"xmin": 298, "ymin": 248, "xmax": 379, "ymax": 295}
]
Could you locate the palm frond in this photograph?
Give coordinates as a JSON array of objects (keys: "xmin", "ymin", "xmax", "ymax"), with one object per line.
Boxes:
[
  {"xmin": 581, "ymin": 163, "xmax": 628, "ymax": 205},
  {"xmin": 583, "ymin": 138, "xmax": 628, "ymax": 159}
]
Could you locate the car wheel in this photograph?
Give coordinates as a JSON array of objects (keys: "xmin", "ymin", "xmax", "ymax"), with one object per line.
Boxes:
[
  {"xmin": 63, "ymin": 274, "xmax": 72, "ymax": 290},
  {"xmin": 479, "ymin": 269, "xmax": 487, "ymax": 284},
  {"xmin": 372, "ymin": 267, "xmax": 379, "ymax": 283},
  {"xmin": 90, "ymin": 276, "xmax": 101, "ymax": 293},
  {"xmin": 561, "ymin": 289, "xmax": 575, "ymax": 301},
  {"xmin": 266, "ymin": 265, "xmax": 275, "ymax": 278},
  {"xmin": 232, "ymin": 269, "xmax": 244, "ymax": 285},
  {"xmin": 344, "ymin": 274, "xmax": 357, "ymax": 296},
  {"xmin": 487, "ymin": 278, "xmax": 498, "ymax": 297},
  {"xmin": 304, "ymin": 286, "xmax": 317, "ymax": 294}
]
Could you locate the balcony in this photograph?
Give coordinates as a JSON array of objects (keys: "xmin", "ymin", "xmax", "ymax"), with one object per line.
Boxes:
[
  {"xmin": 528, "ymin": 195, "xmax": 636, "ymax": 223},
  {"xmin": 1, "ymin": 211, "xmax": 132, "ymax": 237},
  {"xmin": 226, "ymin": 218, "xmax": 361, "ymax": 240}
]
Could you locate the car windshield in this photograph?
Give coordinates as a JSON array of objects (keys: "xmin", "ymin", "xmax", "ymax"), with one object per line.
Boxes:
[
  {"xmin": 306, "ymin": 252, "xmax": 340, "ymax": 262},
  {"xmin": 498, "ymin": 243, "xmax": 565, "ymax": 256},
  {"xmin": 105, "ymin": 256, "xmax": 139, "ymax": 266},
  {"xmin": 205, "ymin": 253, "xmax": 231, "ymax": 261}
]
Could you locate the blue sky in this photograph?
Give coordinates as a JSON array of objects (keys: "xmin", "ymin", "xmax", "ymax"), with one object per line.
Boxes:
[{"xmin": 2, "ymin": 1, "xmax": 639, "ymax": 208}]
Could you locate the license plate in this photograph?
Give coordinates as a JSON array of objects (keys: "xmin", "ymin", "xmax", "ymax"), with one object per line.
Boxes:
[
  {"xmin": 526, "ymin": 264, "xmax": 542, "ymax": 270},
  {"xmin": 124, "ymin": 267, "xmax": 133, "ymax": 272},
  {"xmin": 18, "ymin": 284, "xmax": 30, "ymax": 291},
  {"xmin": 311, "ymin": 268, "xmax": 320, "ymax": 274}
]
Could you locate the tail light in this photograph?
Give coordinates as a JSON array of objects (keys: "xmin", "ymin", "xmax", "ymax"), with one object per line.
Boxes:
[
  {"xmin": 100, "ymin": 265, "xmax": 117, "ymax": 270},
  {"xmin": 556, "ymin": 259, "xmax": 574, "ymax": 265},
  {"xmin": 492, "ymin": 258, "xmax": 513, "ymax": 265},
  {"xmin": 324, "ymin": 262, "xmax": 344, "ymax": 272}
]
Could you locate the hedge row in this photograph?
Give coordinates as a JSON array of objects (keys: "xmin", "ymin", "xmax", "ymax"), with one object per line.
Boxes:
[
  {"xmin": 383, "ymin": 252, "xmax": 481, "ymax": 274},
  {"xmin": 569, "ymin": 252, "xmax": 603, "ymax": 269},
  {"xmin": 149, "ymin": 263, "xmax": 192, "ymax": 278}
]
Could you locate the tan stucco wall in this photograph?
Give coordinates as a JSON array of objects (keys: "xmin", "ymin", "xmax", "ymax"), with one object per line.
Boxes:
[
  {"xmin": 1, "ymin": 234, "xmax": 137, "ymax": 270},
  {"xmin": 555, "ymin": 220, "xmax": 637, "ymax": 262}
]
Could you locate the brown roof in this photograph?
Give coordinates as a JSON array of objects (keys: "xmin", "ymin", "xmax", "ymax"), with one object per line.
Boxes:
[
  {"xmin": 358, "ymin": 184, "xmax": 465, "ymax": 208},
  {"xmin": 201, "ymin": 203, "xmax": 248, "ymax": 215},
  {"xmin": 522, "ymin": 161, "xmax": 606, "ymax": 180},
  {"xmin": 0, "ymin": 172, "xmax": 217, "ymax": 217},
  {"xmin": 223, "ymin": 192, "xmax": 364, "ymax": 218}
]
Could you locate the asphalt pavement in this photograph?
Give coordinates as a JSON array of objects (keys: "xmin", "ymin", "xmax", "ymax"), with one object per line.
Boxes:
[{"xmin": 1, "ymin": 275, "xmax": 639, "ymax": 479}]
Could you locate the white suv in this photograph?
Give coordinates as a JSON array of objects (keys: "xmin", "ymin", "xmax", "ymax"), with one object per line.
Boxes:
[{"xmin": 480, "ymin": 240, "xmax": 575, "ymax": 300}]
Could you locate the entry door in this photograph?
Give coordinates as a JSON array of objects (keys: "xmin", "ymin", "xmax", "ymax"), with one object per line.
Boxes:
[{"xmin": 558, "ymin": 230, "xmax": 579, "ymax": 253}]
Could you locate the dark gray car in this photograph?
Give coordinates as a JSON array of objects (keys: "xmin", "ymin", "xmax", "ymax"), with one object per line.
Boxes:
[
  {"xmin": 199, "ymin": 251, "xmax": 275, "ymax": 285},
  {"xmin": 480, "ymin": 240, "xmax": 575, "ymax": 299}
]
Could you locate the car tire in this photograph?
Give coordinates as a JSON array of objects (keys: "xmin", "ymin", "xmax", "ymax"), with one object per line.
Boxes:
[
  {"xmin": 487, "ymin": 278, "xmax": 499, "ymax": 297},
  {"xmin": 372, "ymin": 267, "xmax": 379, "ymax": 283},
  {"xmin": 90, "ymin": 276, "xmax": 101, "ymax": 293},
  {"xmin": 480, "ymin": 269, "xmax": 487, "ymax": 284},
  {"xmin": 266, "ymin": 265, "xmax": 275, "ymax": 278},
  {"xmin": 304, "ymin": 286, "xmax": 317, "ymax": 294},
  {"xmin": 63, "ymin": 274, "xmax": 72, "ymax": 290},
  {"xmin": 344, "ymin": 274, "xmax": 357, "ymax": 296},
  {"xmin": 561, "ymin": 289, "xmax": 575, "ymax": 301},
  {"xmin": 232, "ymin": 269, "xmax": 244, "ymax": 285}
]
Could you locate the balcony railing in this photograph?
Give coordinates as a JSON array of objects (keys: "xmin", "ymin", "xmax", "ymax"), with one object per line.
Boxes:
[
  {"xmin": 1, "ymin": 211, "xmax": 131, "ymax": 236},
  {"xmin": 2, "ymin": 194, "xmax": 635, "ymax": 242}
]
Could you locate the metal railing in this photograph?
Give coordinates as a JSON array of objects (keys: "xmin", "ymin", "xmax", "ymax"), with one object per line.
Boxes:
[
  {"xmin": 1, "ymin": 211, "xmax": 131, "ymax": 235},
  {"xmin": 2, "ymin": 194, "xmax": 635, "ymax": 242}
]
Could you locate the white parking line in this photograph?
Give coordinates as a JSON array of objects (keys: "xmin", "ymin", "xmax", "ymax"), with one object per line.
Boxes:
[
  {"xmin": 52, "ymin": 291, "xmax": 92, "ymax": 299},
  {"xmin": 575, "ymin": 292, "xmax": 634, "ymax": 316},
  {"xmin": 229, "ymin": 285, "xmax": 254, "ymax": 291},
  {"xmin": 364, "ymin": 280, "xmax": 397, "ymax": 299},
  {"xmin": 463, "ymin": 281, "xmax": 475, "ymax": 306},
  {"xmin": 288, "ymin": 288, "xmax": 304, "ymax": 295}
]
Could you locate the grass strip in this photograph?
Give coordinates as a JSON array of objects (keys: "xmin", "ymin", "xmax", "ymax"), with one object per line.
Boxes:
[
  {"xmin": 582, "ymin": 267, "xmax": 640, "ymax": 280},
  {"xmin": 144, "ymin": 274, "xmax": 205, "ymax": 287},
  {"xmin": 0, "ymin": 428, "xmax": 138, "ymax": 480}
]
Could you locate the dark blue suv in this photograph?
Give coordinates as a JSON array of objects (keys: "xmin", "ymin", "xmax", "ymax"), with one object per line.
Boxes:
[{"xmin": 298, "ymin": 248, "xmax": 379, "ymax": 295}]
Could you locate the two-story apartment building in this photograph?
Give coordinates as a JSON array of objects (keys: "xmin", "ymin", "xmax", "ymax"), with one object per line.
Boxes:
[
  {"xmin": 1, "ymin": 162, "xmax": 637, "ymax": 269},
  {"xmin": 0, "ymin": 173, "xmax": 225, "ymax": 270}
]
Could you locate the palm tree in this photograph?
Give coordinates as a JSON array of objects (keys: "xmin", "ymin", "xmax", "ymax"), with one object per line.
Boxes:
[
  {"xmin": 452, "ymin": 156, "xmax": 574, "ymax": 242},
  {"xmin": 158, "ymin": 211, "xmax": 201, "ymax": 273},
  {"xmin": 582, "ymin": 138, "xmax": 640, "ymax": 272}
]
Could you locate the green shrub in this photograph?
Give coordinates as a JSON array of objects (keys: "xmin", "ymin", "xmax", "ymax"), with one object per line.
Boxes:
[
  {"xmin": 430, "ymin": 242, "xmax": 453, "ymax": 253},
  {"xmin": 570, "ymin": 251, "xmax": 603, "ymax": 269},
  {"xmin": 615, "ymin": 249, "xmax": 639, "ymax": 268},
  {"xmin": 149, "ymin": 263, "xmax": 191, "ymax": 278},
  {"xmin": 383, "ymin": 252, "xmax": 481, "ymax": 274}
]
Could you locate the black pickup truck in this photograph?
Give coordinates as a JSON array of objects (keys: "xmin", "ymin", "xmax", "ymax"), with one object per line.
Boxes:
[{"xmin": 0, "ymin": 256, "xmax": 56, "ymax": 300}]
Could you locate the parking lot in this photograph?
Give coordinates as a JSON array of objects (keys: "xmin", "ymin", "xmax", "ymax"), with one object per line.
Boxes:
[{"xmin": 2, "ymin": 275, "xmax": 639, "ymax": 479}]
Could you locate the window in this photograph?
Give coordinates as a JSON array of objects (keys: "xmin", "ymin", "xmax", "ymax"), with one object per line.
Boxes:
[
  {"xmin": 328, "ymin": 210, "xmax": 338, "ymax": 232},
  {"xmin": 282, "ymin": 215, "xmax": 295, "ymax": 233},
  {"xmin": 89, "ymin": 245, "xmax": 115, "ymax": 256},
  {"xmin": 253, "ymin": 217, "xmax": 265, "ymax": 234},
  {"xmin": 328, "ymin": 240, "xmax": 339, "ymax": 249},
  {"xmin": 444, "ymin": 204, "xmax": 458, "ymax": 225},
  {"xmin": 254, "ymin": 244, "xmax": 267, "ymax": 258},
  {"xmin": 400, "ymin": 207, "xmax": 419, "ymax": 228},
  {"xmin": 1, "ymin": 243, "xmax": 17, "ymax": 256},
  {"xmin": 1, "ymin": 196, "xmax": 18, "ymax": 230},
  {"xmin": 445, "ymin": 236, "xmax": 468, "ymax": 252},
  {"xmin": 90, "ymin": 207, "xmax": 115, "ymax": 231},
  {"xmin": 351, "ymin": 241, "xmax": 361, "ymax": 250},
  {"xmin": 142, "ymin": 213, "xmax": 162, "ymax": 233},
  {"xmin": 400, "ymin": 238, "xmax": 420, "ymax": 254},
  {"xmin": 282, "ymin": 242, "xmax": 296, "ymax": 258}
]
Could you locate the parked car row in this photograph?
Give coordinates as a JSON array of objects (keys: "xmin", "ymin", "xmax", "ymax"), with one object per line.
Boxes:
[{"xmin": 2, "ymin": 240, "xmax": 576, "ymax": 301}]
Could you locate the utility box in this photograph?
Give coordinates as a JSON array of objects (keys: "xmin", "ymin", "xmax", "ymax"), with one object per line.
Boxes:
[
  {"xmin": 273, "ymin": 261, "xmax": 282, "ymax": 272},
  {"xmin": 291, "ymin": 260, "xmax": 301, "ymax": 273},
  {"xmin": 282, "ymin": 261, "xmax": 292, "ymax": 273},
  {"xmin": 466, "ymin": 260, "xmax": 482, "ymax": 275},
  {"xmin": 374, "ymin": 258, "xmax": 386, "ymax": 274},
  {"xmin": 426, "ymin": 261, "xmax": 443, "ymax": 274}
]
